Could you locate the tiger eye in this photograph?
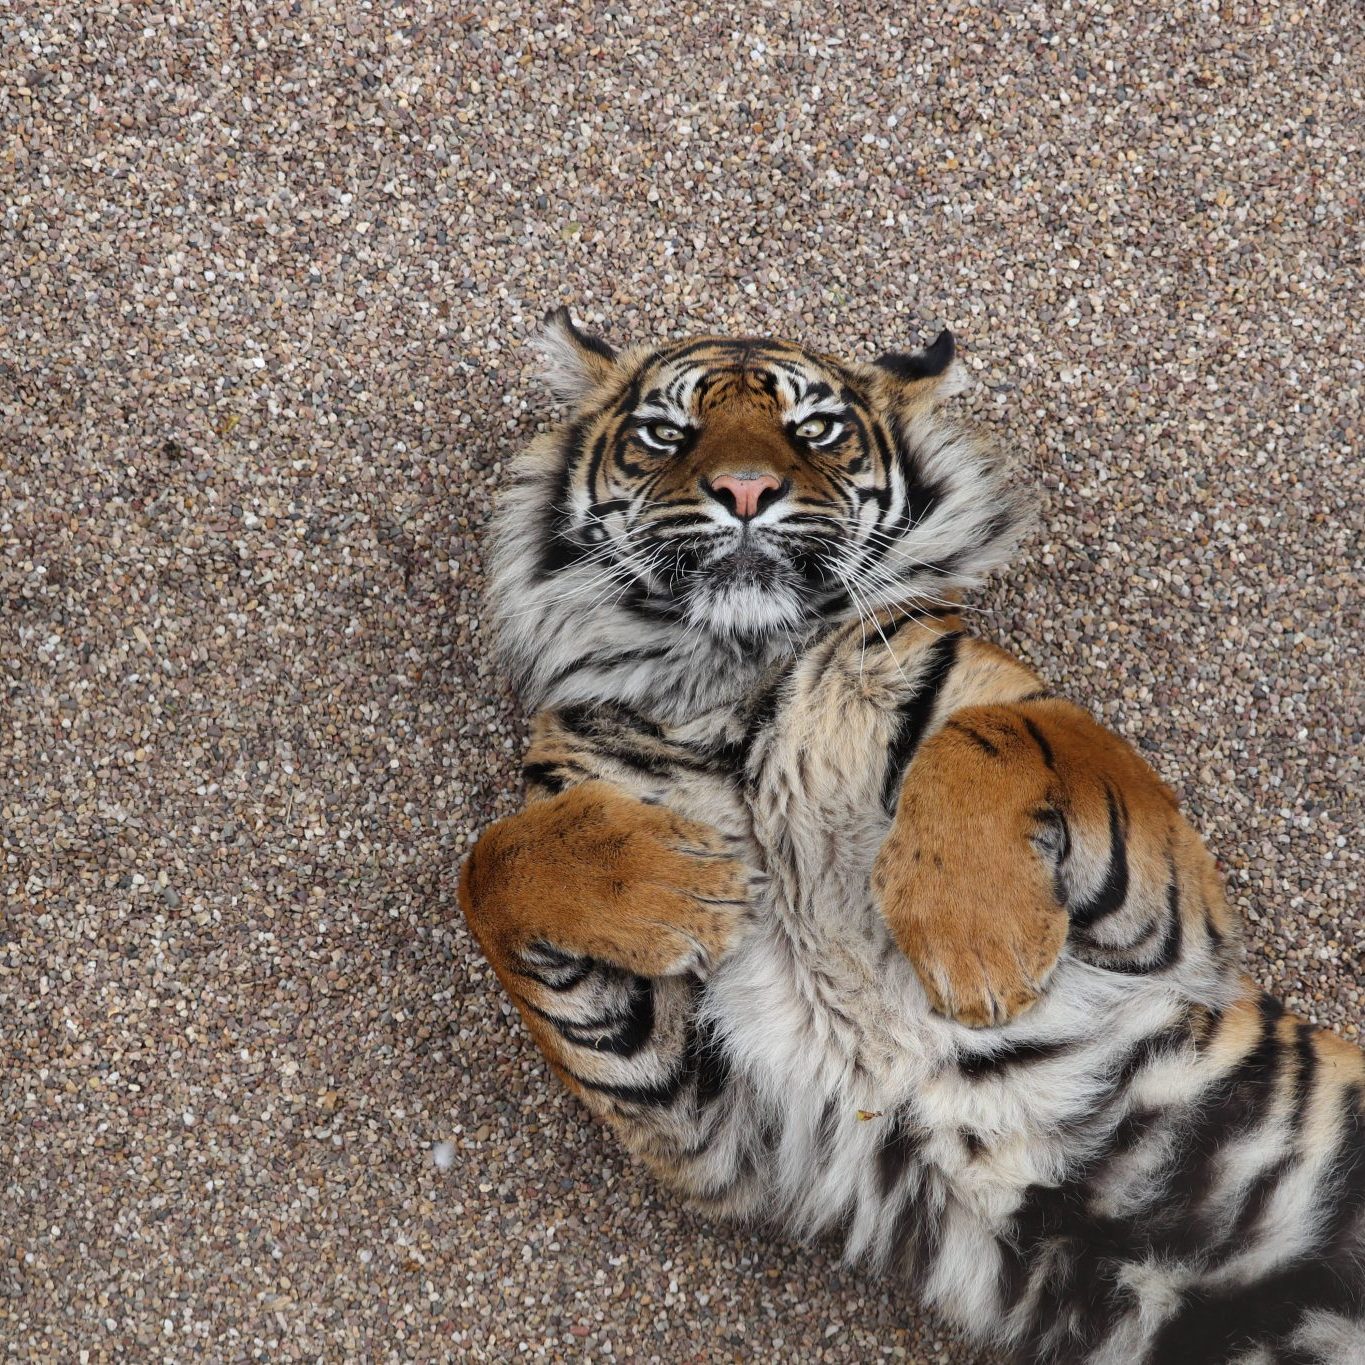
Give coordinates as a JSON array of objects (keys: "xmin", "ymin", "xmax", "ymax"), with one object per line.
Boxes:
[
  {"xmin": 648, "ymin": 422, "xmax": 685, "ymax": 444},
  {"xmin": 796, "ymin": 416, "xmax": 832, "ymax": 440}
]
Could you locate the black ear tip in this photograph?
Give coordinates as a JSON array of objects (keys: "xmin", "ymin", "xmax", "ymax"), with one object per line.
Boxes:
[
  {"xmin": 925, "ymin": 328, "xmax": 955, "ymax": 371},
  {"xmin": 873, "ymin": 327, "xmax": 958, "ymax": 383},
  {"xmin": 541, "ymin": 305, "xmax": 618, "ymax": 364}
]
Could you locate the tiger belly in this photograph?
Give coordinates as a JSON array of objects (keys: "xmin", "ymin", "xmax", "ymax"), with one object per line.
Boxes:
[{"xmin": 699, "ymin": 787, "xmax": 1193, "ymax": 1334}]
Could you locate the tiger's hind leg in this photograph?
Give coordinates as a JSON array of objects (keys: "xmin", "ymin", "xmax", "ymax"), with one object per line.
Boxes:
[
  {"xmin": 460, "ymin": 779, "xmax": 769, "ymax": 1210},
  {"xmin": 460, "ymin": 779, "xmax": 754, "ymax": 993},
  {"xmin": 873, "ymin": 698, "xmax": 1236, "ymax": 1026}
]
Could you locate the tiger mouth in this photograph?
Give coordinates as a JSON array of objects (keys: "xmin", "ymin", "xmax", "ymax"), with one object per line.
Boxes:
[{"xmin": 701, "ymin": 542, "xmax": 783, "ymax": 585}]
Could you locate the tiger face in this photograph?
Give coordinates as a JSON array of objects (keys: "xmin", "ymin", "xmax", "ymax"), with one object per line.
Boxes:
[{"xmin": 493, "ymin": 309, "xmax": 1029, "ymax": 714}]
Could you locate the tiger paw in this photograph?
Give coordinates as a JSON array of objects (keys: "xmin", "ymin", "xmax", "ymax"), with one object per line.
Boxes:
[
  {"xmin": 460, "ymin": 780, "xmax": 755, "ymax": 981},
  {"xmin": 872, "ymin": 800, "xmax": 1066, "ymax": 1028}
]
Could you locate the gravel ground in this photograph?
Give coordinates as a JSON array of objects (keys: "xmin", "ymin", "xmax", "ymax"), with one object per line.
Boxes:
[{"xmin": 2, "ymin": 1, "xmax": 1361, "ymax": 1361}]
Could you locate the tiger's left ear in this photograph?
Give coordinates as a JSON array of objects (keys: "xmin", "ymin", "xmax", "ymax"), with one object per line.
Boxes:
[
  {"xmin": 532, "ymin": 306, "xmax": 620, "ymax": 403},
  {"xmin": 873, "ymin": 328, "xmax": 969, "ymax": 403}
]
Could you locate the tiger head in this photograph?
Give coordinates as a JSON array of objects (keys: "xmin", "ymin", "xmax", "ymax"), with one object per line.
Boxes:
[{"xmin": 491, "ymin": 308, "xmax": 1030, "ymax": 720}]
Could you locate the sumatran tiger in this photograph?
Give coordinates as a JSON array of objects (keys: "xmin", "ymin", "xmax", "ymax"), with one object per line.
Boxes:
[{"xmin": 459, "ymin": 308, "xmax": 1365, "ymax": 1364}]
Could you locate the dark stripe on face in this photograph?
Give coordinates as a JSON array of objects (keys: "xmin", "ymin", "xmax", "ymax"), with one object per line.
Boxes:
[
  {"xmin": 890, "ymin": 425, "xmax": 948, "ymax": 531},
  {"xmin": 611, "ymin": 358, "xmax": 657, "ymax": 416},
  {"xmin": 537, "ymin": 419, "xmax": 591, "ymax": 578},
  {"xmin": 881, "ymin": 633, "xmax": 962, "ymax": 813}
]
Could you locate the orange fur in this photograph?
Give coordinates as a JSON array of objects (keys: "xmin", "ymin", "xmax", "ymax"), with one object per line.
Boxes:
[
  {"xmin": 875, "ymin": 699, "xmax": 1188, "ymax": 1026},
  {"xmin": 459, "ymin": 780, "xmax": 751, "ymax": 986}
]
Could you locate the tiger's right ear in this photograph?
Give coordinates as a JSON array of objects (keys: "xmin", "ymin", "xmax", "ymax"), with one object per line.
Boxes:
[
  {"xmin": 532, "ymin": 306, "xmax": 620, "ymax": 403},
  {"xmin": 872, "ymin": 328, "xmax": 969, "ymax": 405}
]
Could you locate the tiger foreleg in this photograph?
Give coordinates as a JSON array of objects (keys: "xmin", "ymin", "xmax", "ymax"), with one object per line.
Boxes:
[{"xmin": 873, "ymin": 699, "xmax": 1229, "ymax": 1026}]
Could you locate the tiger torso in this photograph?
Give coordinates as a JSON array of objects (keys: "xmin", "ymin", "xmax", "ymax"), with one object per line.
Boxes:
[{"xmin": 463, "ymin": 313, "xmax": 1365, "ymax": 1364}]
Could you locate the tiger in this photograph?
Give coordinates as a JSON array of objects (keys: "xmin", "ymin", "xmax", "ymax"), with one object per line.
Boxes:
[{"xmin": 458, "ymin": 308, "xmax": 1365, "ymax": 1364}]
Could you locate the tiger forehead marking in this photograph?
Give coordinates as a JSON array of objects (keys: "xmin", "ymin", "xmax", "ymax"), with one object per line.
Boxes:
[{"xmin": 636, "ymin": 340, "xmax": 850, "ymax": 427}]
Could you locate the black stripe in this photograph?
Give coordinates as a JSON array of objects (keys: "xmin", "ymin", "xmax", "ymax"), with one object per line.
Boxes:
[
  {"xmin": 1080, "ymin": 861, "xmax": 1183, "ymax": 975},
  {"xmin": 815, "ymin": 1098, "xmax": 840, "ymax": 1160},
  {"xmin": 881, "ymin": 632, "xmax": 961, "ymax": 813},
  {"xmin": 521, "ymin": 761, "xmax": 568, "ymax": 794},
  {"xmin": 877, "ymin": 1111, "xmax": 924, "ymax": 1196},
  {"xmin": 514, "ymin": 958, "xmax": 592, "ymax": 993},
  {"xmin": 737, "ymin": 670, "xmax": 790, "ymax": 770},
  {"xmin": 582, "ymin": 431, "xmax": 611, "ymax": 509},
  {"xmin": 524, "ymin": 978, "xmax": 655, "ymax": 1058},
  {"xmin": 542, "ymin": 644, "xmax": 672, "ymax": 696},
  {"xmin": 957, "ymin": 1037, "xmax": 1070, "ymax": 1080},
  {"xmin": 1287, "ymin": 1019, "xmax": 1319, "ymax": 1140},
  {"xmin": 1109, "ymin": 1019, "xmax": 1191, "ymax": 1091},
  {"xmin": 684, "ymin": 1009, "xmax": 733, "ymax": 1108},
  {"xmin": 946, "ymin": 720, "xmax": 1000, "ymax": 757},
  {"xmin": 1203, "ymin": 894, "xmax": 1225, "ymax": 952},
  {"xmin": 556, "ymin": 701, "xmax": 665, "ymax": 742},
  {"xmin": 1069, "ymin": 787, "xmax": 1130, "ymax": 927},
  {"xmin": 536, "ymin": 422, "xmax": 590, "ymax": 579},
  {"xmin": 1141, "ymin": 994, "xmax": 1287, "ymax": 1263},
  {"xmin": 1148, "ymin": 1248, "xmax": 1365, "ymax": 1364},
  {"xmin": 887, "ymin": 422, "xmax": 947, "ymax": 530},
  {"xmin": 1225, "ymin": 1152, "xmax": 1296, "ymax": 1254},
  {"xmin": 1020, "ymin": 715, "xmax": 1055, "ymax": 768},
  {"xmin": 562, "ymin": 1065, "xmax": 687, "ymax": 1108},
  {"xmin": 887, "ymin": 1169, "xmax": 944, "ymax": 1285},
  {"xmin": 1147, "ymin": 869, "xmax": 1185, "ymax": 971}
]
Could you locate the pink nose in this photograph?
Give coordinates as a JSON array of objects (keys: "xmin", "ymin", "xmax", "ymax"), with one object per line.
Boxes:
[{"xmin": 707, "ymin": 472, "xmax": 783, "ymax": 520}]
